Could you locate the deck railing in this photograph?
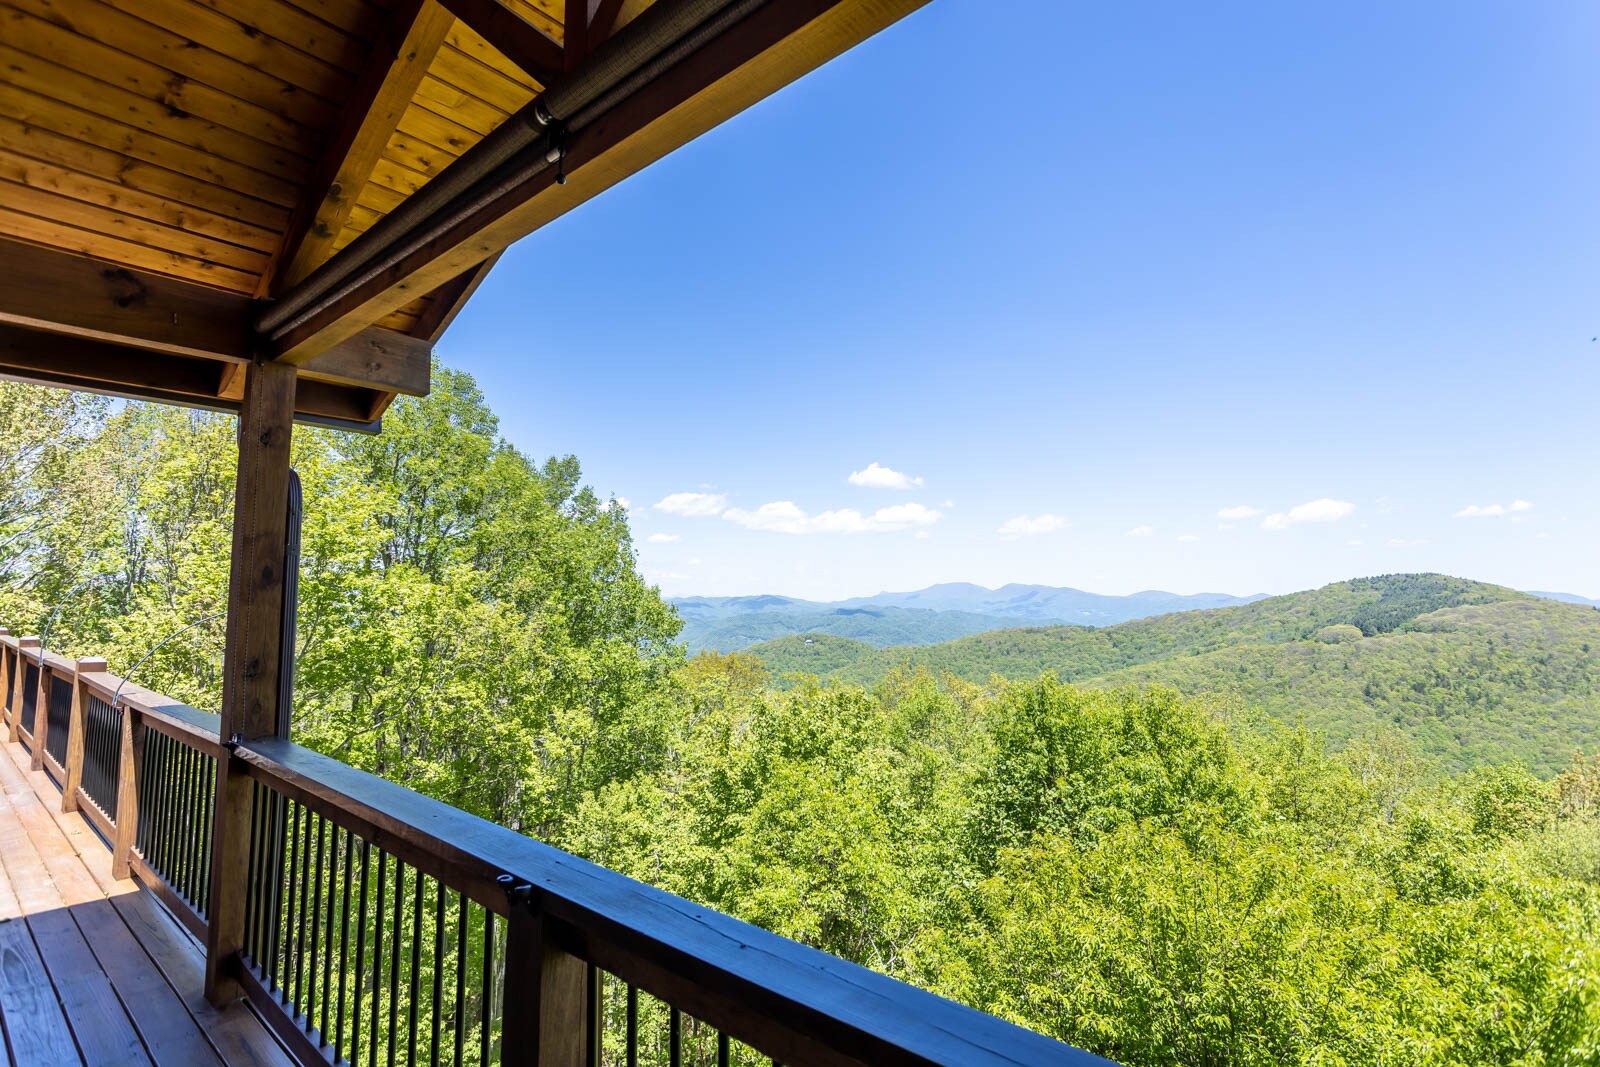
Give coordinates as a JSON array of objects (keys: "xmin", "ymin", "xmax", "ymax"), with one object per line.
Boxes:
[{"xmin": 0, "ymin": 628, "xmax": 1104, "ymax": 1067}]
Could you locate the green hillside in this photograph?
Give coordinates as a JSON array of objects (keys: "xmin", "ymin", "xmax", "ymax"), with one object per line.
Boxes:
[{"xmin": 743, "ymin": 575, "xmax": 1600, "ymax": 773}]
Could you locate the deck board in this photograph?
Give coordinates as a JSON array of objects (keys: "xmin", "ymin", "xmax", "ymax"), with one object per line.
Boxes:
[{"xmin": 0, "ymin": 738, "xmax": 293, "ymax": 1067}]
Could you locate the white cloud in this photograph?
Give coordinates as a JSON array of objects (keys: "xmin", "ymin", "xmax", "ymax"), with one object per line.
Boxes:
[
  {"xmin": 1456, "ymin": 499, "xmax": 1533, "ymax": 519},
  {"xmin": 645, "ymin": 532, "xmax": 681, "ymax": 544},
  {"xmin": 655, "ymin": 491, "xmax": 727, "ymax": 517},
  {"xmin": 847, "ymin": 462, "xmax": 923, "ymax": 490},
  {"xmin": 1387, "ymin": 537, "xmax": 1428, "ymax": 548},
  {"xmin": 689, "ymin": 557, "xmax": 702, "ymax": 565},
  {"xmin": 1217, "ymin": 505, "xmax": 1263, "ymax": 520},
  {"xmin": 1347, "ymin": 539, "xmax": 1364, "ymax": 547},
  {"xmin": 914, "ymin": 530, "xmax": 932, "ymax": 540},
  {"xmin": 997, "ymin": 514, "xmax": 1069, "ymax": 539},
  {"xmin": 1261, "ymin": 498, "xmax": 1356, "ymax": 531},
  {"xmin": 723, "ymin": 500, "xmax": 941, "ymax": 535},
  {"xmin": 1535, "ymin": 532, "xmax": 1553, "ymax": 540},
  {"xmin": 599, "ymin": 496, "xmax": 630, "ymax": 513},
  {"xmin": 1176, "ymin": 533, "xmax": 1200, "ymax": 543},
  {"xmin": 1127, "ymin": 525, "xmax": 1155, "ymax": 538}
]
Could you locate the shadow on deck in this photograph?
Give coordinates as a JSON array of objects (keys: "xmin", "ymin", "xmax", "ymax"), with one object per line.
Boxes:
[{"xmin": 0, "ymin": 737, "xmax": 291, "ymax": 1066}]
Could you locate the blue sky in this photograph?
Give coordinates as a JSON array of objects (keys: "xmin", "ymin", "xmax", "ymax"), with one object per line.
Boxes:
[{"xmin": 440, "ymin": 0, "xmax": 1600, "ymax": 601}]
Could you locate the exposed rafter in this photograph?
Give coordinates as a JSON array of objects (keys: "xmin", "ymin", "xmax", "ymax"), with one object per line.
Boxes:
[
  {"xmin": 590, "ymin": 0, "xmax": 628, "ymax": 46},
  {"xmin": 270, "ymin": 0, "xmax": 457, "ymax": 293},
  {"xmin": 434, "ymin": 0, "xmax": 566, "ymax": 85},
  {"xmin": 408, "ymin": 255, "xmax": 502, "ymax": 341}
]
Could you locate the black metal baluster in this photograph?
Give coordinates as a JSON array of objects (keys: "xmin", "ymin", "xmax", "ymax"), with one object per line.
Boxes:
[
  {"xmin": 455, "ymin": 894, "xmax": 467, "ymax": 1067},
  {"xmin": 203, "ymin": 756, "xmax": 218, "ymax": 914},
  {"xmin": 717, "ymin": 1031, "xmax": 729, "ymax": 1067},
  {"xmin": 371, "ymin": 848, "xmax": 388, "ymax": 1067},
  {"xmin": 266, "ymin": 791, "xmax": 286, "ymax": 995},
  {"xmin": 285, "ymin": 800, "xmax": 305, "ymax": 1008},
  {"xmin": 307, "ymin": 813, "xmax": 325, "ymax": 1032},
  {"xmin": 408, "ymin": 871, "xmax": 423, "ymax": 1065},
  {"xmin": 626, "ymin": 985, "xmax": 638, "ymax": 1067},
  {"xmin": 389, "ymin": 861, "xmax": 404, "ymax": 1067},
  {"xmin": 353, "ymin": 839, "xmax": 370, "ymax": 1067},
  {"xmin": 431, "ymin": 880, "xmax": 445, "ymax": 1065},
  {"xmin": 669, "ymin": 1008, "xmax": 681, "ymax": 1067},
  {"xmin": 317, "ymin": 817, "xmax": 334, "ymax": 1040},
  {"xmin": 244, "ymin": 781, "xmax": 262, "ymax": 963},
  {"xmin": 481, "ymin": 912, "xmax": 495, "ymax": 1067},
  {"xmin": 337, "ymin": 826, "xmax": 354, "ymax": 1058}
]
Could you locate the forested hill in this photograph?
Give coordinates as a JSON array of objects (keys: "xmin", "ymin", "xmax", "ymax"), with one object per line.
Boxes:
[{"xmin": 745, "ymin": 575, "xmax": 1600, "ymax": 773}]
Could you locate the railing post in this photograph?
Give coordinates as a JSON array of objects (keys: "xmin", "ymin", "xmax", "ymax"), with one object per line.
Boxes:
[
  {"xmin": 11, "ymin": 637, "xmax": 38, "ymax": 743},
  {"xmin": 0, "ymin": 629, "xmax": 11, "ymax": 733},
  {"xmin": 205, "ymin": 360, "xmax": 297, "ymax": 1005},
  {"xmin": 112, "ymin": 706, "xmax": 144, "ymax": 880},
  {"xmin": 61, "ymin": 657, "xmax": 107, "ymax": 813},
  {"xmin": 502, "ymin": 886, "xmax": 587, "ymax": 1067},
  {"xmin": 30, "ymin": 653, "xmax": 48, "ymax": 771}
]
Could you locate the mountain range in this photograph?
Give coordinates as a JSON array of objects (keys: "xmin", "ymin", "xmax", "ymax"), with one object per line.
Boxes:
[
  {"xmin": 672, "ymin": 584, "xmax": 1267, "ymax": 652},
  {"xmin": 738, "ymin": 574, "xmax": 1600, "ymax": 774},
  {"xmin": 672, "ymin": 581, "xmax": 1597, "ymax": 654}
]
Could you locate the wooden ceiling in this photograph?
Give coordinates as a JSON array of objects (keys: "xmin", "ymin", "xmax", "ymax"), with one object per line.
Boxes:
[{"xmin": 0, "ymin": 0, "xmax": 927, "ymax": 428}]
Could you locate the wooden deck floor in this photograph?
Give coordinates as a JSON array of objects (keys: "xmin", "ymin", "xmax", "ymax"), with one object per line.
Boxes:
[{"xmin": 0, "ymin": 737, "xmax": 294, "ymax": 1066}]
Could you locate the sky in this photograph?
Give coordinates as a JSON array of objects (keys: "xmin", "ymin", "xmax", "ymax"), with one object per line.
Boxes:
[{"xmin": 439, "ymin": 0, "xmax": 1600, "ymax": 602}]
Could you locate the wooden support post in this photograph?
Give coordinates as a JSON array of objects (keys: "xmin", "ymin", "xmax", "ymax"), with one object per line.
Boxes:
[
  {"xmin": 112, "ymin": 708, "xmax": 145, "ymax": 880},
  {"xmin": 10, "ymin": 637, "xmax": 38, "ymax": 742},
  {"xmin": 30, "ymin": 656, "xmax": 48, "ymax": 771},
  {"xmin": 204, "ymin": 360, "xmax": 297, "ymax": 1005},
  {"xmin": 0, "ymin": 631, "xmax": 12, "ymax": 733},
  {"xmin": 503, "ymin": 895, "xmax": 587, "ymax": 1067},
  {"xmin": 61, "ymin": 657, "xmax": 106, "ymax": 813}
]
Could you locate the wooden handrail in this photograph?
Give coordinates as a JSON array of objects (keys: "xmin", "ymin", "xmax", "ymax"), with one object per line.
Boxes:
[{"xmin": 235, "ymin": 738, "xmax": 1097, "ymax": 1067}]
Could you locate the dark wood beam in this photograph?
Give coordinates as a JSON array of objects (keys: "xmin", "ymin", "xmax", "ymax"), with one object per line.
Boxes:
[
  {"xmin": 0, "ymin": 242, "xmax": 428, "ymax": 399},
  {"xmin": 564, "ymin": 0, "xmax": 590, "ymax": 68},
  {"xmin": 299, "ymin": 327, "xmax": 432, "ymax": 395},
  {"xmin": 435, "ymin": 0, "xmax": 565, "ymax": 85},
  {"xmin": 0, "ymin": 239, "xmax": 250, "ymax": 361},
  {"xmin": 0, "ymin": 323, "xmax": 387, "ymax": 431},
  {"xmin": 407, "ymin": 254, "xmax": 500, "ymax": 342},
  {"xmin": 269, "ymin": 0, "xmax": 456, "ymax": 293},
  {"xmin": 205, "ymin": 360, "xmax": 296, "ymax": 1005},
  {"xmin": 589, "ymin": 0, "xmax": 627, "ymax": 47},
  {"xmin": 273, "ymin": 0, "xmax": 931, "ymax": 361}
]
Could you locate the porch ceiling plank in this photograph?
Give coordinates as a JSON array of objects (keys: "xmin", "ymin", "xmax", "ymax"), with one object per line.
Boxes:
[
  {"xmin": 434, "ymin": 0, "xmax": 566, "ymax": 85},
  {"xmin": 273, "ymin": 0, "xmax": 458, "ymax": 292},
  {"xmin": 0, "ymin": 3, "xmax": 314, "ymax": 157},
  {"xmin": 93, "ymin": 0, "xmax": 358, "ymax": 101},
  {"xmin": 0, "ymin": 53, "xmax": 302, "ymax": 210},
  {"xmin": 0, "ymin": 148, "xmax": 281, "ymax": 255},
  {"xmin": 0, "ymin": 104, "xmax": 291, "ymax": 234},
  {"xmin": 1, "ymin": 0, "xmax": 341, "ymax": 130},
  {"xmin": 273, "ymin": 0, "xmax": 931, "ymax": 362},
  {"xmin": 0, "ymin": 203, "xmax": 262, "ymax": 294},
  {"xmin": 0, "ymin": 179, "xmax": 272, "ymax": 276}
]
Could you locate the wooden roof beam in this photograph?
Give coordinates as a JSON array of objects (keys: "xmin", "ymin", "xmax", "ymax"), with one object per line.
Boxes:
[
  {"xmin": 271, "ymin": 0, "xmax": 457, "ymax": 293},
  {"xmin": 270, "ymin": 0, "xmax": 931, "ymax": 362},
  {"xmin": 434, "ymin": 0, "xmax": 566, "ymax": 85},
  {"xmin": 0, "ymin": 242, "xmax": 430, "ymax": 397},
  {"xmin": 0, "ymin": 323, "xmax": 386, "ymax": 431}
]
